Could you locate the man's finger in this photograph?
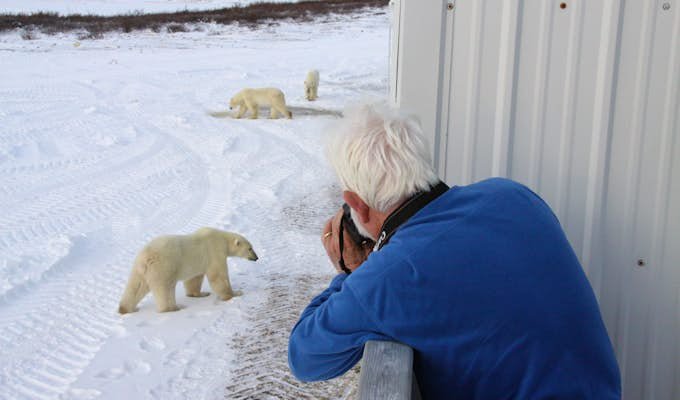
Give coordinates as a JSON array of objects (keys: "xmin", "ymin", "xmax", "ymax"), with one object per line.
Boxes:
[{"xmin": 321, "ymin": 219, "xmax": 332, "ymax": 241}]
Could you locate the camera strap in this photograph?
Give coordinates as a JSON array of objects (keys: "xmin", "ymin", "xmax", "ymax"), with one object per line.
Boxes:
[
  {"xmin": 373, "ymin": 180, "xmax": 449, "ymax": 251},
  {"xmin": 337, "ymin": 215, "xmax": 353, "ymax": 275}
]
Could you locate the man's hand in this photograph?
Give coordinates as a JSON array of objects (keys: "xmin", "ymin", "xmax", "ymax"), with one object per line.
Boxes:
[{"xmin": 321, "ymin": 208, "xmax": 372, "ymax": 273}]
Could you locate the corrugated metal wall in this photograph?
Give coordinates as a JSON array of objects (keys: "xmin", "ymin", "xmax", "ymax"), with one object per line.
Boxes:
[{"xmin": 390, "ymin": 1, "xmax": 680, "ymax": 398}]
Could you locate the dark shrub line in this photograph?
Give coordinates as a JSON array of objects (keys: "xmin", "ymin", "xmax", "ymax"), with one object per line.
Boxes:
[{"xmin": 0, "ymin": 0, "xmax": 388, "ymax": 36}]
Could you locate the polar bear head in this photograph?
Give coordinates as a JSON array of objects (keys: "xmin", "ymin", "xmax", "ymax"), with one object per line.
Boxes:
[
  {"xmin": 193, "ymin": 228, "xmax": 259, "ymax": 261},
  {"xmin": 229, "ymin": 93, "xmax": 242, "ymax": 110},
  {"xmin": 228, "ymin": 233, "xmax": 259, "ymax": 261}
]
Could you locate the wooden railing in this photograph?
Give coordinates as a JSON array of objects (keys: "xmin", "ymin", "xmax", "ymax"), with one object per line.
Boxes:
[{"xmin": 357, "ymin": 340, "xmax": 421, "ymax": 400}]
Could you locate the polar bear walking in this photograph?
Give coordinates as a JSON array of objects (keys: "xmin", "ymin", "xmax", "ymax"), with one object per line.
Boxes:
[
  {"xmin": 229, "ymin": 87, "xmax": 292, "ymax": 119},
  {"xmin": 118, "ymin": 228, "xmax": 258, "ymax": 314},
  {"xmin": 304, "ymin": 70, "xmax": 319, "ymax": 101}
]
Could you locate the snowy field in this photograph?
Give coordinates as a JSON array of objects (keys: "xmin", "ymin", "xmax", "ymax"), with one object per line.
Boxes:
[
  {"xmin": 1, "ymin": 0, "xmax": 296, "ymax": 16},
  {"xmin": 0, "ymin": 5, "xmax": 389, "ymax": 400}
]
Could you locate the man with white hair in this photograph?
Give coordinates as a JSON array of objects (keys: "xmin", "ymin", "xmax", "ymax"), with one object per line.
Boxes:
[{"xmin": 288, "ymin": 102, "xmax": 621, "ymax": 399}]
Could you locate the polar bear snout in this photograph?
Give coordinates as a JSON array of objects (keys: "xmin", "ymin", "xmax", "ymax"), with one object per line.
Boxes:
[{"xmin": 247, "ymin": 250, "xmax": 258, "ymax": 261}]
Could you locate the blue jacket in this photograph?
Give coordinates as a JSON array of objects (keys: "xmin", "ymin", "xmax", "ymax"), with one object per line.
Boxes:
[{"xmin": 288, "ymin": 178, "xmax": 621, "ymax": 399}]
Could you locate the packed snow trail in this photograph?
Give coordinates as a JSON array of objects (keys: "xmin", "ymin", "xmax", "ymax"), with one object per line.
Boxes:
[{"xmin": 0, "ymin": 8, "xmax": 388, "ymax": 399}]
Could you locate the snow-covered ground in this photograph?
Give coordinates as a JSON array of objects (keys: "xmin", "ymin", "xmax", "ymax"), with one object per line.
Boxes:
[
  {"xmin": 1, "ymin": 0, "xmax": 296, "ymax": 16},
  {"xmin": 0, "ymin": 6, "xmax": 389, "ymax": 399}
]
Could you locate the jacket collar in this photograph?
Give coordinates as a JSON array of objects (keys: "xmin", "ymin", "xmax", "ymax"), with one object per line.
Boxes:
[{"xmin": 373, "ymin": 181, "xmax": 449, "ymax": 251}]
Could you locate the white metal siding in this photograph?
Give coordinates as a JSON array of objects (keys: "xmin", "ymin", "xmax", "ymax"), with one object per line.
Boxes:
[
  {"xmin": 389, "ymin": 0, "xmax": 448, "ymax": 160},
  {"xmin": 390, "ymin": 1, "xmax": 680, "ymax": 398}
]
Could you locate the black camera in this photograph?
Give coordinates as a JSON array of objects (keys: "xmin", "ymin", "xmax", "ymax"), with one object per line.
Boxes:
[
  {"xmin": 340, "ymin": 203, "xmax": 374, "ymax": 246},
  {"xmin": 336, "ymin": 203, "xmax": 375, "ymax": 275}
]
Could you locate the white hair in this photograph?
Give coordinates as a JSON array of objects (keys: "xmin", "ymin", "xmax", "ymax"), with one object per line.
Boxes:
[{"xmin": 325, "ymin": 102, "xmax": 439, "ymax": 212}]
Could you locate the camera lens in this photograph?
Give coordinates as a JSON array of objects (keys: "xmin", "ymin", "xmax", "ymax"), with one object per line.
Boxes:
[{"xmin": 341, "ymin": 203, "xmax": 372, "ymax": 245}]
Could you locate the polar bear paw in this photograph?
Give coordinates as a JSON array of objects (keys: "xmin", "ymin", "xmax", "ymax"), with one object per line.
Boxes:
[
  {"xmin": 219, "ymin": 290, "xmax": 242, "ymax": 301},
  {"xmin": 158, "ymin": 305, "xmax": 181, "ymax": 313},
  {"xmin": 187, "ymin": 291, "xmax": 210, "ymax": 298}
]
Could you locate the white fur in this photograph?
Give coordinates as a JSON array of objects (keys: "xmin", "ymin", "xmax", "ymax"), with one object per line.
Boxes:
[
  {"xmin": 229, "ymin": 87, "xmax": 292, "ymax": 119},
  {"xmin": 304, "ymin": 70, "xmax": 319, "ymax": 101},
  {"xmin": 118, "ymin": 228, "xmax": 258, "ymax": 314},
  {"xmin": 325, "ymin": 102, "xmax": 439, "ymax": 212}
]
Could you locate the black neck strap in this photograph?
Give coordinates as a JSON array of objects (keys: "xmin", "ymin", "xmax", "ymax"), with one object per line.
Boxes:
[
  {"xmin": 373, "ymin": 181, "xmax": 449, "ymax": 251},
  {"xmin": 337, "ymin": 215, "xmax": 353, "ymax": 274}
]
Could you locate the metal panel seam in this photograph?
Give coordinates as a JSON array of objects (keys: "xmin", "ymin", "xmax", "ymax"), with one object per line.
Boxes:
[
  {"xmin": 644, "ymin": 5, "xmax": 680, "ymax": 397},
  {"xmin": 491, "ymin": 0, "xmax": 520, "ymax": 178},
  {"xmin": 528, "ymin": 0, "xmax": 554, "ymax": 190},
  {"xmin": 554, "ymin": 0, "xmax": 585, "ymax": 218},
  {"xmin": 617, "ymin": 1, "xmax": 657, "ymax": 389},
  {"xmin": 461, "ymin": 1, "xmax": 483, "ymax": 183}
]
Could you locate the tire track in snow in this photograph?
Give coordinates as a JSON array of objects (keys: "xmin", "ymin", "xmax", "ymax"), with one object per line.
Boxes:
[
  {"xmin": 0, "ymin": 79, "xmax": 254, "ymax": 398},
  {"xmin": 0, "ymin": 10, "xmax": 390, "ymax": 398},
  {"xmin": 223, "ymin": 273, "xmax": 359, "ymax": 400},
  {"xmin": 0, "ymin": 78, "xmax": 211, "ymax": 295},
  {"xmin": 151, "ymin": 117, "xmax": 356, "ymax": 399},
  {"xmin": 0, "ymin": 85, "xmax": 218, "ymax": 399},
  {"xmin": 0, "ymin": 129, "xmax": 154, "ymax": 205},
  {"xmin": 221, "ymin": 163, "xmax": 350, "ymax": 399},
  {"xmin": 0, "ymin": 144, "xmax": 198, "ymax": 298}
]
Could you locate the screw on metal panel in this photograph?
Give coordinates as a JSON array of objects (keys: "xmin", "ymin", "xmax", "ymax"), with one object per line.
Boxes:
[
  {"xmin": 447, "ymin": 3, "xmax": 454, "ymax": 11},
  {"xmin": 637, "ymin": 259, "xmax": 646, "ymax": 267},
  {"xmin": 662, "ymin": 2, "xmax": 671, "ymax": 10},
  {"xmin": 560, "ymin": 2, "xmax": 568, "ymax": 9}
]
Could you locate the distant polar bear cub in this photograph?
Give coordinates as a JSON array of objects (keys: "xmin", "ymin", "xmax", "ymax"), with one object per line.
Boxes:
[
  {"xmin": 118, "ymin": 228, "xmax": 258, "ymax": 314},
  {"xmin": 229, "ymin": 87, "xmax": 292, "ymax": 119},
  {"xmin": 304, "ymin": 69, "xmax": 319, "ymax": 101}
]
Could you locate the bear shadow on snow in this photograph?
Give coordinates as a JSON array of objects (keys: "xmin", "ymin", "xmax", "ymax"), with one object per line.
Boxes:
[{"xmin": 208, "ymin": 106, "xmax": 341, "ymax": 119}]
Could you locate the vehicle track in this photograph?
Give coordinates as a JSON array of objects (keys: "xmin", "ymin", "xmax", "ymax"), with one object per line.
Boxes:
[
  {"xmin": 0, "ymin": 82, "xmax": 350, "ymax": 399},
  {"xmin": 143, "ymin": 112, "xmax": 357, "ymax": 399},
  {"xmin": 0, "ymin": 79, "xmax": 218, "ymax": 398},
  {"xmin": 218, "ymin": 123, "xmax": 356, "ymax": 398},
  {"xmin": 223, "ymin": 273, "xmax": 359, "ymax": 400},
  {"xmin": 0, "ymin": 12, "xmax": 389, "ymax": 396}
]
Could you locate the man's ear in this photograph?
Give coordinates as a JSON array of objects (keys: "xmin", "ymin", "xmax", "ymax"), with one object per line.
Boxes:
[{"xmin": 343, "ymin": 191, "xmax": 370, "ymax": 224}]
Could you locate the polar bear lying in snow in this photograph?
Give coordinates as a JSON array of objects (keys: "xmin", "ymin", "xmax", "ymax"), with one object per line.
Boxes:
[
  {"xmin": 304, "ymin": 70, "xmax": 319, "ymax": 101},
  {"xmin": 229, "ymin": 87, "xmax": 292, "ymax": 119},
  {"xmin": 118, "ymin": 228, "xmax": 258, "ymax": 314}
]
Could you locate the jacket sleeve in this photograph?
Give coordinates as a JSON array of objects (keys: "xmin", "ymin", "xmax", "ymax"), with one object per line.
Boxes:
[{"xmin": 287, "ymin": 273, "xmax": 386, "ymax": 381}]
